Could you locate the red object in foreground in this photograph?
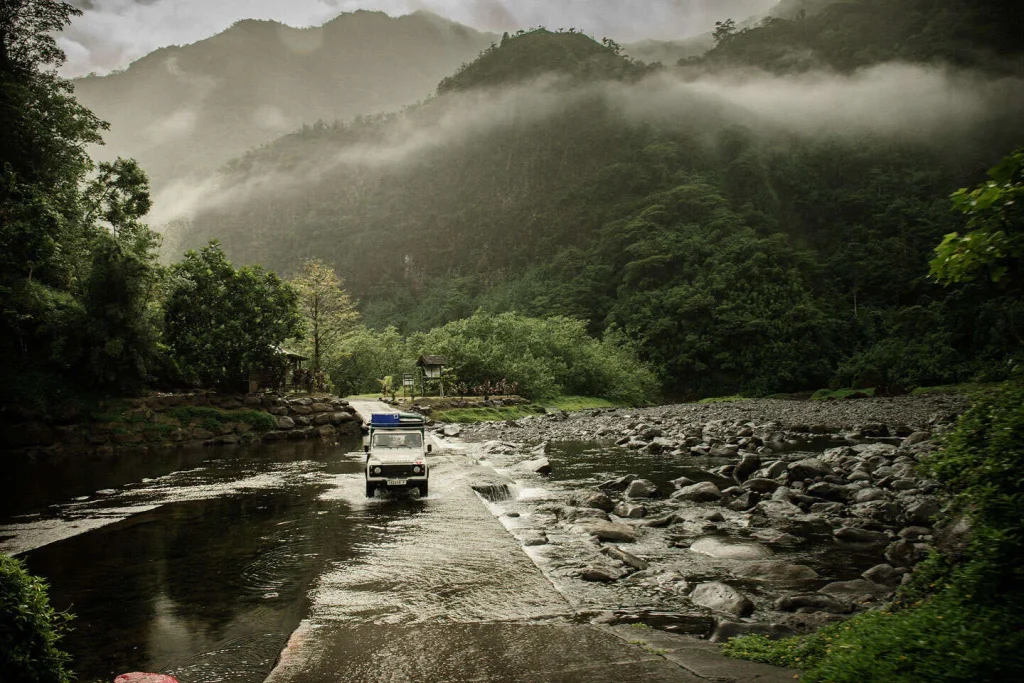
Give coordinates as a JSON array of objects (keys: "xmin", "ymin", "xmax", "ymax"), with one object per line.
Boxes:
[{"xmin": 114, "ymin": 674, "xmax": 179, "ymax": 683}]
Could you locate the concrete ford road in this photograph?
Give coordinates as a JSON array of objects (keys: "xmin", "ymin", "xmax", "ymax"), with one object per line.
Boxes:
[{"xmin": 364, "ymin": 412, "xmax": 431, "ymax": 497}]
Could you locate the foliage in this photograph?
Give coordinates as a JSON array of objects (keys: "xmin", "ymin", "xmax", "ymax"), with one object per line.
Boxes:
[
  {"xmin": 810, "ymin": 387, "xmax": 874, "ymax": 401},
  {"xmin": 289, "ymin": 258, "xmax": 359, "ymax": 390},
  {"xmin": 163, "ymin": 242, "xmax": 301, "ymax": 390},
  {"xmin": 432, "ymin": 404, "xmax": 547, "ymax": 424},
  {"xmin": 931, "ymin": 148, "xmax": 1024, "ymax": 289},
  {"xmin": 725, "ymin": 381, "xmax": 1024, "ymax": 681},
  {"xmin": 167, "ymin": 406, "xmax": 275, "ymax": 432},
  {"xmin": 0, "ymin": 553, "xmax": 73, "ymax": 683}
]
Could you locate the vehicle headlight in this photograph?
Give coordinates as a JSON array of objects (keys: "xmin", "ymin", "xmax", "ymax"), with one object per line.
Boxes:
[
  {"xmin": 413, "ymin": 466, "xmax": 422, "ymax": 474},
  {"xmin": 373, "ymin": 466, "xmax": 382, "ymax": 474}
]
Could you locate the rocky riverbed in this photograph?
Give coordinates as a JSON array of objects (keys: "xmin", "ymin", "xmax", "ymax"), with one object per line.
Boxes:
[{"xmin": 437, "ymin": 395, "xmax": 971, "ymax": 642}]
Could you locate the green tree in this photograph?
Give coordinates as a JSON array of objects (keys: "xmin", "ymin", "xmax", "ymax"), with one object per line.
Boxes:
[
  {"xmin": 930, "ymin": 148, "xmax": 1024, "ymax": 289},
  {"xmin": 290, "ymin": 258, "xmax": 359, "ymax": 390},
  {"xmin": 164, "ymin": 242, "xmax": 301, "ymax": 389}
]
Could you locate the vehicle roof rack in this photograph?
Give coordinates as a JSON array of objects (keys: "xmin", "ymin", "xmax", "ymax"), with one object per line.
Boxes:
[{"xmin": 370, "ymin": 412, "xmax": 426, "ymax": 427}]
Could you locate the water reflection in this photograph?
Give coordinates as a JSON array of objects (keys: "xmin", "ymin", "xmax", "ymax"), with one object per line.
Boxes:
[{"xmin": 18, "ymin": 439, "xmax": 376, "ymax": 683}]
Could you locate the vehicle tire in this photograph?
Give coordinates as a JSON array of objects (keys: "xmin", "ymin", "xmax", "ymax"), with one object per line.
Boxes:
[
  {"xmin": 365, "ymin": 481, "xmax": 376, "ymax": 498},
  {"xmin": 417, "ymin": 482, "xmax": 428, "ymax": 498}
]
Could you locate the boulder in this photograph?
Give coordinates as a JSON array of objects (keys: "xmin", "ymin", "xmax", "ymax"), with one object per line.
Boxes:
[
  {"xmin": 819, "ymin": 579, "xmax": 891, "ymax": 601},
  {"xmin": 329, "ymin": 412, "xmax": 356, "ymax": 425},
  {"xmin": 834, "ymin": 527, "xmax": 889, "ymax": 544},
  {"xmin": 807, "ymin": 482, "xmax": 850, "ymax": 502},
  {"xmin": 690, "ymin": 582, "xmax": 754, "ymax": 618},
  {"xmin": 578, "ymin": 520, "xmax": 638, "ymax": 543},
  {"xmin": 672, "ymin": 482, "xmax": 722, "ymax": 503},
  {"xmin": 853, "ymin": 488, "xmax": 888, "ymax": 503},
  {"xmin": 774, "ymin": 594, "xmax": 850, "ymax": 614},
  {"xmin": 733, "ymin": 561, "xmax": 818, "ymax": 584},
  {"xmin": 275, "ymin": 416, "xmax": 295, "ymax": 430},
  {"xmin": 579, "ymin": 566, "xmax": 625, "ymax": 583},
  {"xmin": 310, "ymin": 402, "xmax": 333, "ymax": 413},
  {"xmin": 191, "ymin": 427, "xmax": 214, "ymax": 440},
  {"xmin": 885, "ymin": 539, "xmax": 924, "ymax": 567},
  {"xmin": 521, "ymin": 457, "xmax": 552, "ymax": 475},
  {"xmin": 443, "ymin": 424, "xmax": 462, "ymax": 437},
  {"xmin": 690, "ymin": 536, "xmax": 773, "ymax": 560},
  {"xmin": 624, "ymin": 479, "xmax": 659, "ymax": 499},
  {"xmin": 572, "ymin": 491, "xmax": 615, "ymax": 512},
  {"xmin": 599, "ymin": 474, "xmax": 638, "ymax": 491},
  {"xmin": 519, "ymin": 530, "xmax": 549, "ymax": 547},
  {"xmin": 709, "ymin": 621, "xmax": 795, "ymax": 643},
  {"xmin": 614, "ymin": 502, "xmax": 647, "ymax": 519},
  {"xmin": 904, "ymin": 499, "xmax": 940, "ymax": 525},
  {"xmin": 603, "ymin": 544, "xmax": 649, "ymax": 571},
  {"xmin": 115, "ymin": 676, "xmax": 180, "ymax": 683},
  {"xmin": 862, "ymin": 563, "xmax": 903, "ymax": 587},
  {"xmin": 788, "ymin": 458, "xmax": 833, "ymax": 481},
  {"xmin": 312, "ymin": 413, "xmax": 332, "ymax": 426},
  {"xmin": 733, "ymin": 453, "xmax": 761, "ymax": 483},
  {"xmin": 745, "ymin": 477, "xmax": 781, "ymax": 494},
  {"xmin": 727, "ymin": 491, "xmax": 759, "ymax": 511},
  {"xmin": 902, "ymin": 431, "xmax": 931, "ymax": 447}
]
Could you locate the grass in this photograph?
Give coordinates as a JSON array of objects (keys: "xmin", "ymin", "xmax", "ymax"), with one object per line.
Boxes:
[
  {"xmin": 697, "ymin": 395, "xmax": 750, "ymax": 404},
  {"xmin": 432, "ymin": 395, "xmax": 623, "ymax": 423},
  {"xmin": 811, "ymin": 387, "xmax": 875, "ymax": 401},
  {"xmin": 910, "ymin": 382, "xmax": 999, "ymax": 397},
  {"xmin": 167, "ymin": 406, "xmax": 275, "ymax": 432}
]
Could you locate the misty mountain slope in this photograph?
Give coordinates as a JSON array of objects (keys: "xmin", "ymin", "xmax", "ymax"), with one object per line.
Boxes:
[
  {"xmin": 438, "ymin": 29, "xmax": 650, "ymax": 93},
  {"xmin": 692, "ymin": 0, "xmax": 1024, "ymax": 73},
  {"xmin": 167, "ymin": 28, "xmax": 1024, "ymax": 395},
  {"xmin": 72, "ymin": 10, "xmax": 496, "ymax": 189}
]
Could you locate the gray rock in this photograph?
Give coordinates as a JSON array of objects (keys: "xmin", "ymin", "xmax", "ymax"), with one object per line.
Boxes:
[
  {"xmin": 733, "ymin": 561, "xmax": 818, "ymax": 583},
  {"xmin": 807, "ymin": 482, "xmax": 850, "ymax": 502},
  {"xmin": 579, "ymin": 566, "xmax": 624, "ymax": 582},
  {"xmin": 578, "ymin": 520, "xmax": 638, "ymax": 543},
  {"xmin": 275, "ymin": 416, "xmax": 295, "ymax": 430},
  {"xmin": 599, "ymin": 474, "xmax": 638, "ymax": 491},
  {"xmin": 745, "ymin": 477, "xmax": 781, "ymax": 494},
  {"xmin": 899, "ymin": 526, "xmax": 932, "ymax": 540},
  {"xmin": 774, "ymin": 594, "xmax": 850, "ymax": 614},
  {"xmin": 765, "ymin": 461, "xmax": 789, "ymax": 478},
  {"xmin": 904, "ymin": 499, "xmax": 940, "ymax": 525},
  {"xmin": 902, "ymin": 431, "xmax": 931, "ymax": 446},
  {"xmin": 690, "ymin": 582, "xmax": 754, "ymax": 618},
  {"xmin": 819, "ymin": 579, "xmax": 891, "ymax": 601},
  {"xmin": 733, "ymin": 453, "xmax": 761, "ymax": 483},
  {"xmin": 603, "ymin": 544, "xmax": 649, "ymax": 571},
  {"xmin": 670, "ymin": 476, "xmax": 696, "ymax": 489},
  {"xmin": 853, "ymin": 488, "xmax": 888, "ymax": 503},
  {"xmin": 834, "ymin": 527, "xmax": 889, "ymax": 543},
  {"xmin": 862, "ymin": 563, "xmax": 903, "ymax": 586},
  {"xmin": 710, "ymin": 444, "xmax": 740, "ymax": 458},
  {"xmin": 727, "ymin": 491, "xmax": 759, "ymax": 511},
  {"xmin": 885, "ymin": 539, "xmax": 924, "ymax": 567},
  {"xmin": 624, "ymin": 479, "xmax": 659, "ymax": 499},
  {"xmin": 672, "ymin": 481, "xmax": 722, "ymax": 503},
  {"xmin": 572, "ymin": 491, "xmax": 615, "ymax": 512},
  {"xmin": 519, "ymin": 530, "xmax": 549, "ymax": 547},
  {"xmin": 521, "ymin": 457, "xmax": 552, "ymax": 475},
  {"xmin": 788, "ymin": 458, "xmax": 833, "ymax": 481},
  {"xmin": 690, "ymin": 536, "xmax": 773, "ymax": 560},
  {"xmin": 614, "ymin": 502, "xmax": 648, "ymax": 519},
  {"xmin": 443, "ymin": 424, "xmax": 462, "ymax": 437}
]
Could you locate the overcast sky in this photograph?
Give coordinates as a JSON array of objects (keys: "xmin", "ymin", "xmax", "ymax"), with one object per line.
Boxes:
[{"xmin": 62, "ymin": 0, "xmax": 776, "ymax": 77}]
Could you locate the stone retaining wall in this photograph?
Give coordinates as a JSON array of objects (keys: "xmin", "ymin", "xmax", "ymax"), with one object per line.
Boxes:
[{"xmin": 1, "ymin": 393, "xmax": 361, "ymax": 459}]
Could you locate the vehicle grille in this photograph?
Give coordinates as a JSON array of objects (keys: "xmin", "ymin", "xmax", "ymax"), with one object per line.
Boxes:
[{"xmin": 377, "ymin": 464, "xmax": 424, "ymax": 479}]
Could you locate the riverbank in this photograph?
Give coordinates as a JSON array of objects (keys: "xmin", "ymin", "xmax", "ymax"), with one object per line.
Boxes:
[
  {"xmin": 431, "ymin": 393, "xmax": 971, "ymax": 643},
  {"xmin": 1, "ymin": 393, "xmax": 361, "ymax": 460}
]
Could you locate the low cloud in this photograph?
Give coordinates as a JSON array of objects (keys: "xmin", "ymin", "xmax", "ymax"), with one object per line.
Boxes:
[
  {"xmin": 63, "ymin": 0, "xmax": 777, "ymax": 77},
  {"xmin": 148, "ymin": 63, "xmax": 1024, "ymax": 228}
]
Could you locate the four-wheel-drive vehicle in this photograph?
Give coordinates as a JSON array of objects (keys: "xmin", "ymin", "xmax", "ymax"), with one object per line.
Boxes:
[{"xmin": 364, "ymin": 412, "xmax": 431, "ymax": 497}]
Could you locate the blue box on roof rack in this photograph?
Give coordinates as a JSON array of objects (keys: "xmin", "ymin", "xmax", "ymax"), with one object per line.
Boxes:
[{"xmin": 371, "ymin": 413, "xmax": 401, "ymax": 426}]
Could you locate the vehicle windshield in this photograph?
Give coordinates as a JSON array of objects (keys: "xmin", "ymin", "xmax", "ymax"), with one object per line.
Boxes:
[{"xmin": 372, "ymin": 432, "xmax": 422, "ymax": 449}]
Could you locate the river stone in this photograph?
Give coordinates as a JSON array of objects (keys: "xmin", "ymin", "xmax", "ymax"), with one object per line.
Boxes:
[
  {"xmin": 579, "ymin": 566, "xmax": 625, "ymax": 583},
  {"xmin": 614, "ymin": 502, "xmax": 647, "ymax": 519},
  {"xmin": 904, "ymin": 499, "xmax": 940, "ymax": 525},
  {"xmin": 290, "ymin": 405, "xmax": 313, "ymax": 416},
  {"xmin": 733, "ymin": 561, "xmax": 818, "ymax": 583},
  {"xmin": 191, "ymin": 427, "xmax": 214, "ymax": 440},
  {"xmin": 765, "ymin": 460, "xmax": 789, "ymax": 478},
  {"xmin": 672, "ymin": 482, "xmax": 722, "ymax": 503},
  {"xmin": 733, "ymin": 453, "xmax": 761, "ymax": 483},
  {"xmin": 294, "ymin": 416, "xmax": 312, "ymax": 427},
  {"xmin": 744, "ymin": 477, "xmax": 781, "ymax": 494},
  {"xmin": 834, "ymin": 527, "xmax": 889, "ymax": 544},
  {"xmin": 671, "ymin": 476, "xmax": 696, "ymax": 489},
  {"xmin": 578, "ymin": 520, "xmax": 638, "ymax": 543},
  {"xmin": 788, "ymin": 458, "xmax": 833, "ymax": 481},
  {"xmin": 572, "ymin": 491, "xmax": 615, "ymax": 512},
  {"xmin": 710, "ymin": 444, "xmax": 740, "ymax": 458},
  {"xmin": 312, "ymin": 413, "xmax": 332, "ymax": 426},
  {"xmin": 690, "ymin": 536, "xmax": 773, "ymax": 560},
  {"xmin": 727, "ymin": 491, "xmax": 759, "ymax": 511},
  {"xmin": 690, "ymin": 582, "xmax": 754, "ymax": 618},
  {"xmin": 329, "ymin": 412, "xmax": 355, "ymax": 425},
  {"xmin": 275, "ymin": 416, "xmax": 295, "ymax": 430},
  {"xmin": 599, "ymin": 474, "xmax": 638, "ymax": 491},
  {"xmin": 820, "ymin": 579, "xmax": 891, "ymax": 601},
  {"xmin": 807, "ymin": 482, "xmax": 850, "ymax": 502},
  {"xmin": 443, "ymin": 425, "xmax": 462, "ymax": 437},
  {"xmin": 519, "ymin": 530, "xmax": 548, "ymax": 547},
  {"xmin": 885, "ymin": 539, "xmax": 923, "ymax": 567},
  {"xmin": 603, "ymin": 544, "xmax": 649, "ymax": 571},
  {"xmin": 624, "ymin": 479, "xmax": 659, "ymax": 499},
  {"xmin": 115, "ymin": 676, "xmax": 180, "ymax": 683},
  {"xmin": 902, "ymin": 431, "xmax": 931, "ymax": 446},
  {"xmin": 862, "ymin": 563, "xmax": 903, "ymax": 586},
  {"xmin": 853, "ymin": 487, "xmax": 887, "ymax": 503},
  {"xmin": 520, "ymin": 457, "xmax": 552, "ymax": 475},
  {"xmin": 774, "ymin": 594, "xmax": 850, "ymax": 614}
]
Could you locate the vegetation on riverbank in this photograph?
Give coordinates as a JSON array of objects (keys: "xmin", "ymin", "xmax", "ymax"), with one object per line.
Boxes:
[
  {"xmin": 723, "ymin": 380, "xmax": 1024, "ymax": 681},
  {"xmin": 431, "ymin": 395, "xmax": 621, "ymax": 423},
  {"xmin": 0, "ymin": 555, "xmax": 72, "ymax": 683}
]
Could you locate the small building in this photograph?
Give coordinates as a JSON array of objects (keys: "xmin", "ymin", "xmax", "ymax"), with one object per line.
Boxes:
[
  {"xmin": 417, "ymin": 355, "xmax": 447, "ymax": 379},
  {"xmin": 249, "ymin": 347, "xmax": 309, "ymax": 393}
]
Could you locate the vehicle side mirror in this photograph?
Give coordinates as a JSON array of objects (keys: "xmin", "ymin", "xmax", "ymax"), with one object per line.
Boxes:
[
  {"xmin": 364, "ymin": 445, "xmax": 370, "ymax": 453},
  {"xmin": 427, "ymin": 444, "xmax": 433, "ymax": 453}
]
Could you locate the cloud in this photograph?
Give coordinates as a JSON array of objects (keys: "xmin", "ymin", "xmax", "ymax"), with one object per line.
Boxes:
[
  {"xmin": 148, "ymin": 63, "xmax": 1024, "ymax": 228},
  {"xmin": 62, "ymin": 0, "xmax": 778, "ymax": 77}
]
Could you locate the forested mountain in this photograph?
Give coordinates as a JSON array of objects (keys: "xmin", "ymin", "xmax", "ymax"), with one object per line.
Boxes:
[
  {"xmin": 167, "ymin": 1, "xmax": 1024, "ymax": 398},
  {"xmin": 71, "ymin": 11, "xmax": 495, "ymax": 189}
]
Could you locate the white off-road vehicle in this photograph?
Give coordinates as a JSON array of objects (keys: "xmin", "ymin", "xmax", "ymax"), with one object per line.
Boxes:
[{"xmin": 364, "ymin": 412, "xmax": 431, "ymax": 497}]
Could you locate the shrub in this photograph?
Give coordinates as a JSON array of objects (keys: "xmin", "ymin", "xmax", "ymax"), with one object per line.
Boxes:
[{"xmin": 0, "ymin": 554, "xmax": 73, "ymax": 683}]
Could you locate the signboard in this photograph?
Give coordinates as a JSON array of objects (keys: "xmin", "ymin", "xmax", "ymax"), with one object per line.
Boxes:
[{"xmin": 402, "ymin": 373, "xmax": 415, "ymax": 387}]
